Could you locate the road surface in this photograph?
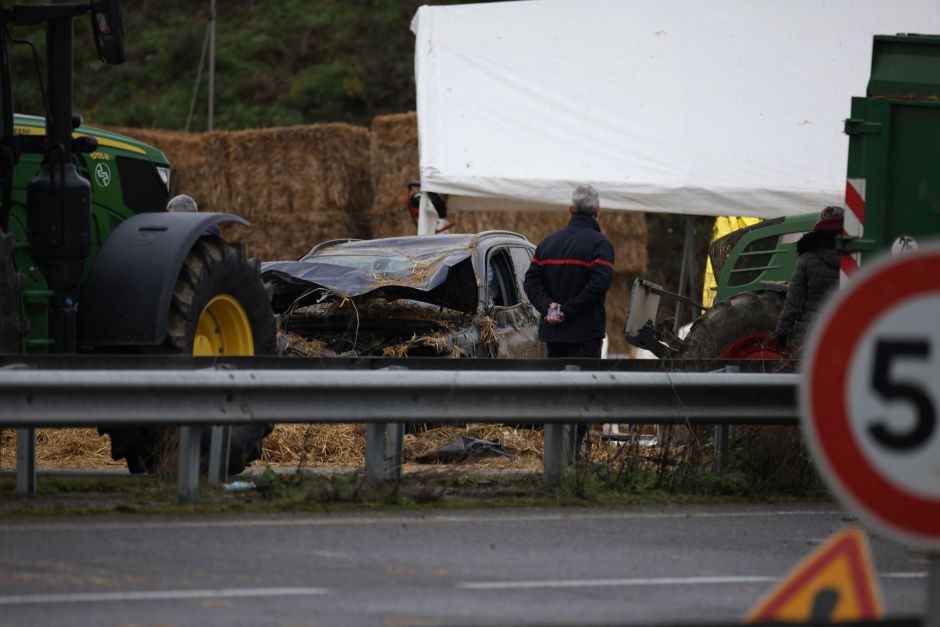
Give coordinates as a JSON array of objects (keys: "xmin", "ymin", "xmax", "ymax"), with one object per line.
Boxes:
[{"xmin": 0, "ymin": 503, "xmax": 926, "ymax": 626}]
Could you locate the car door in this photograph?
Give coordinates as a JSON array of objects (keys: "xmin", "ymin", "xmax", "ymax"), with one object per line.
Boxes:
[{"xmin": 483, "ymin": 244, "xmax": 544, "ymax": 358}]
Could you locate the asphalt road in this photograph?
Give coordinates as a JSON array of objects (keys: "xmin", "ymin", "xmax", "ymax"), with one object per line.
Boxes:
[{"xmin": 0, "ymin": 503, "xmax": 927, "ymax": 626}]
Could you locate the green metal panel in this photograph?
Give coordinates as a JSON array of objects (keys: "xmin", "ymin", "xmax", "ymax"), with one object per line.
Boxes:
[
  {"xmin": 868, "ymin": 35, "xmax": 940, "ymax": 100},
  {"xmin": 884, "ymin": 103, "xmax": 940, "ymax": 244},
  {"xmin": 714, "ymin": 212, "xmax": 817, "ymax": 301}
]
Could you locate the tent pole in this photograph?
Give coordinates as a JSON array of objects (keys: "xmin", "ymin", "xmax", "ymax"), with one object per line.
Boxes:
[
  {"xmin": 673, "ymin": 215, "xmax": 694, "ymax": 334},
  {"xmin": 416, "ymin": 191, "xmax": 437, "ymax": 235},
  {"xmin": 207, "ymin": 0, "xmax": 216, "ymax": 131}
]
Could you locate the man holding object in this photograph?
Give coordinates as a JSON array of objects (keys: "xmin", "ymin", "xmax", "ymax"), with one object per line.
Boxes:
[{"xmin": 523, "ymin": 184, "xmax": 615, "ymax": 359}]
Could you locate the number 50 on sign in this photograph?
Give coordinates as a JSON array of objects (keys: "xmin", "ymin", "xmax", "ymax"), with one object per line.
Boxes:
[{"xmin": 801, "ymin": 245, "xmax": 940, "ymax": 551}]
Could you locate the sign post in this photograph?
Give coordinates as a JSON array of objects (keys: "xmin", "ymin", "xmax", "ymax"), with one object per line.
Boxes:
[{"xmin": 800, "ymin": 245, "xmax": 940, "ymax": 626}]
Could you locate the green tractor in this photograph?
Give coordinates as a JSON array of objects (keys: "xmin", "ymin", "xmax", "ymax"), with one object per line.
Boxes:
[
  {"xmin": 0, "ymin": 1, "xmax": 276, "ymax": 473},
  {"xmin": 625, "ymin": 212, "xmax": 815, "ymax": 361}
]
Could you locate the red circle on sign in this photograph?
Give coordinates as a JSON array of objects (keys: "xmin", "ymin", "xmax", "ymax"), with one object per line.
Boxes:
[{"xmin": 803, "ymin": 249, "xmax": 940, "ymax": 547}]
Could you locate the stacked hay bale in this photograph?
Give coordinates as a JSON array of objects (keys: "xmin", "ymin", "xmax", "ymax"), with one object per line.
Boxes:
[
  {"xmin": 367, "ymin": 113, "xmax": 648, "ymax": 354},
  {"xmin": 108, "ymin": 124, "xmax": 373, "ymax": 261},
  {"xmin": 369, "ymin": 112, "xmax": 421, "ymax": 239},
  {"xmin": 107, "ymin": 127, "xmax": 209, "ymax": 204}
]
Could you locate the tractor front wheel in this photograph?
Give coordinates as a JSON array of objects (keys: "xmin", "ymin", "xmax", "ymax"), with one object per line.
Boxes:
[
  {"xmin": 108, "ymin": 237, "xmax": 276, "ymax": 475},
  {"xmin": 680, "ymin": 291, "xmax": 785, "ymax": 361}
]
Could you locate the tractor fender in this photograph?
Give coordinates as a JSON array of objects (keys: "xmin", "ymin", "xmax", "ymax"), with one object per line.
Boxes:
[
  {"xmin": 78, "ymin": 212, "xmax": 250, "ymax": 347},
  {"xmin": 754, "ymin": 281, "xmax": 789, "ymax": 295}
]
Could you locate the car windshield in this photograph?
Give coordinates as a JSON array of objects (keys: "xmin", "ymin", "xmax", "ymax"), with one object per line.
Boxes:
[{"xmin": 302, "ymin": 251, "xmax": 456, "ymax": 279}]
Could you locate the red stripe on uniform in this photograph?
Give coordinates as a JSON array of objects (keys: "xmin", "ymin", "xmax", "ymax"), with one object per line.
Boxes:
[{"xmin": 531, "ymin": 258, "xmax": 613, "ymax": 269}]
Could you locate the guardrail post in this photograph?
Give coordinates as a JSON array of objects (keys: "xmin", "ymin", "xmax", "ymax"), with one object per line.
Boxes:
[
  {"xmin": 386, "ymin": 423, "xmax": 403, "ymax": 481},
  {"xmin": 544, "ymin": 365, "xmax": 581, "ymax": 485},
  {"xmin": 364, "ymin": 366, "xmax": 407, "ymax": 482},
  {"xmin": 543, "ymin": 423, "xmax": 566, "ymax": 486},
  {"xmin": 365, "ymin": 422, "xmax": 404, "ymax": 482},
  {"xmin": 207, "ymin": 425, "xmax": 231, "ymax": 485},
  {"xmin": 178, "ymin": 426, "xmax": 202, "ymax": 504},
  {"xmin": 15, "ymin": 427, "xmax": 36, "ymax": 496},
  {"xmin": 714, "ymin": 365, "xmax": 738, "ymax": 472},
  {"xmin": 365, "ymin": 423, "xmax": 386, "ymax": 482}
]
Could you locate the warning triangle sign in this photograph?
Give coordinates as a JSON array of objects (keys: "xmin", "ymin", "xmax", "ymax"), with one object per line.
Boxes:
[{"xmin": 747, "ymin": 527, "xmax": 883, "ymax": 622}]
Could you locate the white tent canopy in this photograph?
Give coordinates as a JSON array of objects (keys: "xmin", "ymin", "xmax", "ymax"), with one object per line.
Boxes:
[{"xmin": 412, "ymin": 0, "xmax": 940, "ymax": 227}]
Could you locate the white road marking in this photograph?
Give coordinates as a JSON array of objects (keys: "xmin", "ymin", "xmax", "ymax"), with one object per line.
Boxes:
[
  {"xmin": 459, "ymin": 576, "xmax": 777, "ymax": 590},
  {"xmin": 0, "ymin": 587, "xmax": 327, "ymax": 606},
  {"xmin": 458, "ymin": 572, "xmax": 927, "ymax": 590},
  {"xmin": 883, "ymin": 572, "xmax": 928, "ymax": 579},
  {"xmin": 0, "ymin": 509, "xmax": 841, "ymax": 533}
]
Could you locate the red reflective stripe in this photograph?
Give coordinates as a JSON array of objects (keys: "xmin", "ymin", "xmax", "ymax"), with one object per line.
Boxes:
[{"xmin": 531, "ymin": 258, "xmax": 613, "ymax": 269}]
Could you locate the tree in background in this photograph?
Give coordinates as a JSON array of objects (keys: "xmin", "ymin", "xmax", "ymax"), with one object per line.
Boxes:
[{"xmin": 9, "ymin": 0, "xmax": 495, "ymax": 130}]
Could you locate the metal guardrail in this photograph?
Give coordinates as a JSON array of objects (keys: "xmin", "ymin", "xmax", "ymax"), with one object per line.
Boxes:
[{"xmin": 0, "ymin": 366, "xmax": 800, "ymax": 502}]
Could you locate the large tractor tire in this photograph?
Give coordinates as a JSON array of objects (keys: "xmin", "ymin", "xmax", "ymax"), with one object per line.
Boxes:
[
  {"xmin": 680, "ymin": 291, "xmax": 785, "ymax": 361},
  {"xmin": 109, "ymin": 238, "xmax": 276, "ymax": 475},
  {"xmin": 0, "ymin": 229, "xmax": 21, "ymax": 353}
]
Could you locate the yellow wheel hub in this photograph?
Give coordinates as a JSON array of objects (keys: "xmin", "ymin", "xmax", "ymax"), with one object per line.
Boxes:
[{"xmin": 192, "ymin": 295, "xmax": 254, "ymax": 356}]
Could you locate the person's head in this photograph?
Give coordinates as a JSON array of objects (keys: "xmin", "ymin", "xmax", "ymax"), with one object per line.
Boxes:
[
  {"xmin": 570, "ymin": 184, "xmax": 600, "ymax": 218},
  {"xmin": 815, "ymin": 205, "xmax": 844, "ymax": 232},
  {"xmin": 167, "ymin": 194, "xmax": 198, "ymax": 213}
]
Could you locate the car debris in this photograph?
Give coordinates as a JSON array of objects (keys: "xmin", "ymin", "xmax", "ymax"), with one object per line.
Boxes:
[
  {"xmin": 262, "ymin": 232, "xmax": 545, "ymax": 358},
  {"xmin": 415, "ymin": 437, "xmax": 512, "ymax": 464}
]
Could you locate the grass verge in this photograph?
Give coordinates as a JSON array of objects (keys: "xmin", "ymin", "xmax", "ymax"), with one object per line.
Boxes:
[{"xmin": 0, "ymin": 459, "xmax": 830, "ymax": 518}]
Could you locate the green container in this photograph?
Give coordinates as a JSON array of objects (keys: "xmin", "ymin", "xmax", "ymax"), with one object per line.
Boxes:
[{"xmin": 844, "ymin": 35, "xmax": 940, "ymax": 264}]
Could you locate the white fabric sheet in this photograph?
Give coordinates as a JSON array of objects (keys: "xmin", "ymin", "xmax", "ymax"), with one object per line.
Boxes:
[{"xmin": 413, "ymin": 0, "xmax": 940, "ymax": 218}]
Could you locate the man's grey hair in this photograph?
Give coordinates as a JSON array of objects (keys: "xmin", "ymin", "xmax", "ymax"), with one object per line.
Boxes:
[
  {"xmin": 167, "ymin": 194, "xmax": 199, "ymax": 213},
  {"xmin": 571, "ymin": 184, "xmax": 600, "ymax": 216}
]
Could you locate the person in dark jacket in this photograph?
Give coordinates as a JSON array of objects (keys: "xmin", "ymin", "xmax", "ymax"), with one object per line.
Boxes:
[
  {"xmin": 524, "ymin": 185, "xmax": 614, "ymax": 456},
  {"xmin": 775, "ymin": 205, "xmax": 844, "ymax": 357},
  {"xmin": 523, "ymin": 184, "xmax": 615, "ymax": 358}
]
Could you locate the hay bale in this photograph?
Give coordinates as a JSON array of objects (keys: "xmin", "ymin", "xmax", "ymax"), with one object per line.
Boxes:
[
  {"xmin": 0, "ymin": 427, "xmax": 120, "ymax": 470},
  {"xmin": 207, "ymin": 124, "xmax": 374, "ymax": 260},
  {"xmin": 369, "ymin": 112, "xmax": 420, "ymax": 239},
  {"xmin": 107, "ymin": 124, "xmax": 374, "ymax": 261},
  {"xmin": 104, "ymin": 127, "xmax": 208, "ymax": 201},
  {"xmin": 605, "ymin": 272, "xmax": 634, "ymax": 355},
  {"xmin": 460, "ymin": 209, "xmax": 646, "ymax": 274}
]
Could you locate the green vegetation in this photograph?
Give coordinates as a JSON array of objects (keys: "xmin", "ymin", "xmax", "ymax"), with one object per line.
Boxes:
[
  {"xmin": 0, "ymin": 446, "xmax": 827, "ymax": 517},
  {"xmin": 9, "ymin": 0, "xmax": 494, "ymax": 130}
]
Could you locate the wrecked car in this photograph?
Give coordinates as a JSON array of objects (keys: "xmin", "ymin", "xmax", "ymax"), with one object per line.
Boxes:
[{"xmin": 261, "ymin": 231, "xmax": 545, "ymax": 358}]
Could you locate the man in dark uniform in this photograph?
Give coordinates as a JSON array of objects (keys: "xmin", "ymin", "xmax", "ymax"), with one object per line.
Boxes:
[
  {"xmin": 523, "ymin": 184, "xmax": 615, "ymax": 358},
  {"xmin": 523, "ymin": 185, "xmax": 614, "ymax": 454}
]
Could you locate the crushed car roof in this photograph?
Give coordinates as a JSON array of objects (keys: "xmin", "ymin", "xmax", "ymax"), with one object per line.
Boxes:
[{"xmin": 261, "ymin": 234, "xmax": 521, "ymax": 313}]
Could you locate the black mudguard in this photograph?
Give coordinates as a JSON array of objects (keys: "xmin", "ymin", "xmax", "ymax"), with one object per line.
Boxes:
[{"xmin": 78, "ymin": 212, "xmax": 249, "ymax": 347}]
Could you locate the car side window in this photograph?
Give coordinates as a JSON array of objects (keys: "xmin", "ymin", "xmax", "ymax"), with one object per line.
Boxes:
[
  {"xmin": 487, "ymin": 248, "xmax": 520, "ymax": 307},
  {"xmin": 509, "ymin": 246, "xmax": 535, "ymax": 299}
]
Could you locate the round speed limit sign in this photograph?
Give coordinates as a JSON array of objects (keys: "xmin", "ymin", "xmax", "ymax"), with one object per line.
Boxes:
[{"xmin": 801, "ymin": 245, "xmax": 940, "ymax": 550}]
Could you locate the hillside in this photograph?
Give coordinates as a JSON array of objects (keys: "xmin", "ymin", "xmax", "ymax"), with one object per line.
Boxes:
[{"xmin": 9, "ymin": 0, "xmax": 488, "ymax": 131}]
